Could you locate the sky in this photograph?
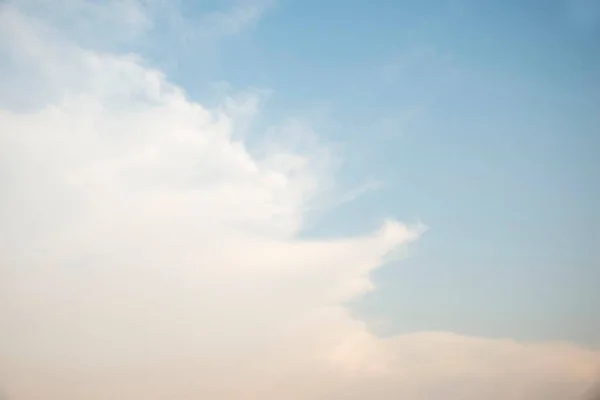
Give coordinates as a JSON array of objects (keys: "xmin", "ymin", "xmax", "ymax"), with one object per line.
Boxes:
[{"xmin": 0, "ymin": 0, "xmax": 599, "ymax": 399}]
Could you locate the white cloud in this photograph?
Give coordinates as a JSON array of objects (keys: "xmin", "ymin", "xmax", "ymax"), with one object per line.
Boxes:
[{"xmin": 0, "ymin": 3, "xmax": 599, "ymax": 400}]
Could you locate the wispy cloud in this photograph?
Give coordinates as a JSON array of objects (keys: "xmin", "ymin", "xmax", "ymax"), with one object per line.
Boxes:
[
  {"xmin": 149, "ymin": 0, "xmax": 273, "ymax": 49},
  {"xmin": 199, "ymin": 2, "xmax": 268, "ymax": 36},
  {"xmin": 3, "ymin": 0, "xmax": 153, "ymax": 46},
  {"xmin": 380, "ymin": 43, "xmax": 439, "ymax": 84},
  {"xmin": 339, "ymin": 179, "xmax": 385, "ymax": 204},
  {"xmin": 1, "ymin": 0, "xmax": 272, "ymax": 56},
  {"xmin": 0, "ymin": 2, "xmax": 599, "ymax": 399},
  {"xmin": 372, "ymin": 106, "xmax": 425, "ymax": 138}
]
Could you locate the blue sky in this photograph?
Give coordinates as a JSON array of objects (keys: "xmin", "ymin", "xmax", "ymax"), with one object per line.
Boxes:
[
  {"xmin": 144, "ymin": 0, "xmax": 600, "ymax": 346},
  {"xmin": 49, "ymin": 0, "xmax": 600, "ymax": 344},
  {"xmin": 2, "ymin": 0, "xmax": 600, "ymax": 397}
]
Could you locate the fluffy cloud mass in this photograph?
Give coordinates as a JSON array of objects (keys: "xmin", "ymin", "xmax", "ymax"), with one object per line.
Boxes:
[{"xmin": 0, "ymin": 2, "xmax": 598, "ymax": 399}]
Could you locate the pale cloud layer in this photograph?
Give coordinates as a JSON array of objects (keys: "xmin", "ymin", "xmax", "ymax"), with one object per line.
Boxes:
[{"xmin": 0, "ymin": 2, "xmax": 599, "ymax": 399}]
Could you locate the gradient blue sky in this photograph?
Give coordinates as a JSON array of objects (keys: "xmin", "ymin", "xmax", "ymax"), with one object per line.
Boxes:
[
  {"xmin": 3, "ymin": 0, "xmax": 600, "ymax": 397},
  {"xmin": 6, "ymin": 0, "xmax": 600, "ymax": 345},
  {"xmin": 141, "ymin": 0, "xmax": 600, "ymax": 346}
]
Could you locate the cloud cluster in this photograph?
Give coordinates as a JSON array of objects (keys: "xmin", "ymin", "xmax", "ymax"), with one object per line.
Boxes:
[{"xmin": 0, "ymin": 2, "xmax": 599, "ymax": 399}]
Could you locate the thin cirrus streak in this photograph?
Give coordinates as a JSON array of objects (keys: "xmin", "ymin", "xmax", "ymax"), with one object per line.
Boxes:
[{"xmin": 0, "ymin": 1, "xmax": 599, "ymax": 399}]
